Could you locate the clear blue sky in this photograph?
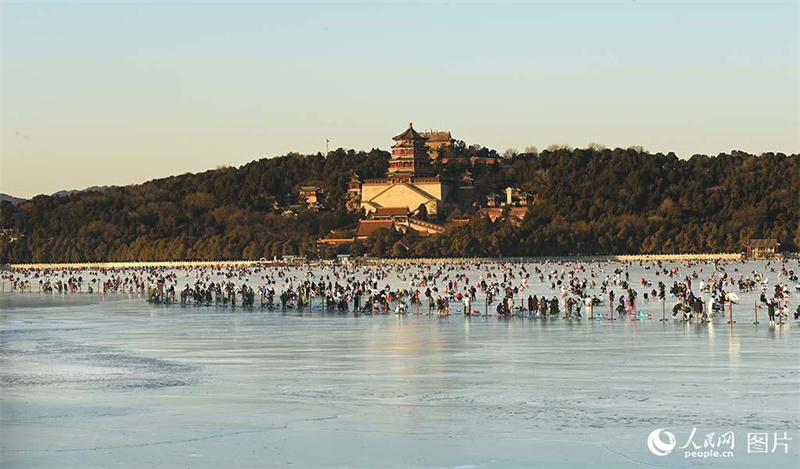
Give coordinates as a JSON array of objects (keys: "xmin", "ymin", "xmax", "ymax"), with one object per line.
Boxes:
[{"xmin": 2, "ymin": 1, "xmax": 798, "ymax": 198}]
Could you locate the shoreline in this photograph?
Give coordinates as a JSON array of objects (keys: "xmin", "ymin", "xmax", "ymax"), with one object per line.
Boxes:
[{"xmin": 3, "ymin": 252, "xmax": 776, "ymax": 270}]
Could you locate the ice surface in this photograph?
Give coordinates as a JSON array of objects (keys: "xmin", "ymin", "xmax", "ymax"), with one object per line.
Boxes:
[{"xmin": 1, "ymin": 261, "xmax": 798, "ymax": 468}]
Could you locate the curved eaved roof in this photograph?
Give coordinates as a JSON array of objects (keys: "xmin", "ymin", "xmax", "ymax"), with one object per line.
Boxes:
[{"xmin": 393, "ymin": 122, "xmax": 428, "ymax": 141}]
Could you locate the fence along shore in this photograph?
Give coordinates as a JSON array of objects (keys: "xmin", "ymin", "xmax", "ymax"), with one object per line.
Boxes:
[{"xmin": 5, "ymin": 252, "xmax": 772, "ymax": 271}]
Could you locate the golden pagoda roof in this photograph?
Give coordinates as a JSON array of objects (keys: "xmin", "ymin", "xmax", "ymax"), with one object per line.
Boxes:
[{"xmin": 393, "ymin": 123, "xmax": 428, "ymax": 141}]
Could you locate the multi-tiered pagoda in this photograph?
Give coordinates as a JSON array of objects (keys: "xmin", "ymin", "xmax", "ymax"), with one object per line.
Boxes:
[{"xmin": 388, "ymin": 123, "xmax": 434, "ymax": 178}]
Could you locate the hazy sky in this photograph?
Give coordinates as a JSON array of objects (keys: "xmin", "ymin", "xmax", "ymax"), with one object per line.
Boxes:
[{"xmin": 2, "ymin": 1, "xmax": 798, "ymax": 198}]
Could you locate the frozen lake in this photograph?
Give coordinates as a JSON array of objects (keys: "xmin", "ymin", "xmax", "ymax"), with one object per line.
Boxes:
[{"xmin": 1, "ymin": 261, "xmax": 799, "ymax": 468}]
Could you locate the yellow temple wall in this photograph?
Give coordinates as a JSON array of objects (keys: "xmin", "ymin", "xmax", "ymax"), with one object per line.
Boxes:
[{"xmin": 360, "ymin": 182, "xmax": 444, "ymax": 215}]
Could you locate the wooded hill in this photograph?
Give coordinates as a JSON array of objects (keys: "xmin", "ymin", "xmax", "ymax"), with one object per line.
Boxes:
[{"xmin": 1, "ymin": 146, "xmax": 797, "ymax": 263}]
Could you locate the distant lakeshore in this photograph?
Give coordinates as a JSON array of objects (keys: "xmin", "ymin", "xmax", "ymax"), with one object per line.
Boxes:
[
  {"xmin": 8, "ymin": 252, "xmax": 796, "ymax": 271},
  {"xmin": 3, "ymin": 148, "xmax": 797, "ymax": 266}
]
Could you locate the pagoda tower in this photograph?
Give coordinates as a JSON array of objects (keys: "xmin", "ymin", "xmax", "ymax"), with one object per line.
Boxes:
[{"xmin": 388, "ymin": 123, "xmax": 435, "ymax": 179}]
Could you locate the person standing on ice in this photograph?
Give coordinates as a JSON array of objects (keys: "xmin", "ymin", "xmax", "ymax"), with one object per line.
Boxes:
[
  {"xmin": 549, "ymin": 297, "xmax": 559, "ymax": 318},
  {"xmin": 767, "ymin": 297, "xmax": 776, "ymax": 326}
]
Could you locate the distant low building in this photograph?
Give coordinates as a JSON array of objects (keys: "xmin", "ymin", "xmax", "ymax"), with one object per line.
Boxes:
[
  {"xmin": 361, "ymin": 207, "xmax": 444, "ymax": 237},
  {"xmin": 319, "ymin": 202, "xmax": 446, "ymax": 247},
  {"xmin": 317, "ymin": 236, "xmax": 355, "ymax": 246},
  {"xmin": 475, "ymin": 187, "xmax": 533, "ymax": 226},
  {"xmin": 486, "ymin": 193, "xmax": 502, "ymax": 208},
  {"xmin": 485, "ymin": 187, "xmax": 532, "ymax": 210},
  {"xmin": 504, "ymin": 187, "xmax": 532, "ymax": 207},
  {"xmin": 299, "ymin": 186, "xmax": 322, "ymax": 208},
  {"xmin": 354, "ymin": 219, "xmax": 396, "ymax": 240},
  {"xmin": 746, "ymin": 239, "xmax": 780, "ymax": 259},
  {"xmin": 438, "ymin": 155, "xmax": 508, "ymax": 167},
  {"xmin": 478, "ymin": 207, "xmax": 529, "ymax": 226},
  {"xmin": 371, "ymin": 207, "xmax": 410, "ymax": 220},
  {"xmin": 420, "ymin": 130, "xmax": 453, "ymax": 160}
]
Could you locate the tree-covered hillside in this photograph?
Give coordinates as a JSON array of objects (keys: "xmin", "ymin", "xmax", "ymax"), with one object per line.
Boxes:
[{"xmin": 0, "ymin": 147, "xmax": 797, "ymax": 263}]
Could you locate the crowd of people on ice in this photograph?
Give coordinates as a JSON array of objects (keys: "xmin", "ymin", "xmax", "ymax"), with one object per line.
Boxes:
[{"xmin": 3, "ymin": 258, "xmax": 798, "ymax": 326}]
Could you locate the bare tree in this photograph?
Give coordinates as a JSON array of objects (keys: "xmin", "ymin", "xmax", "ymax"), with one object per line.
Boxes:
[
  {"xmin": 545, "ymin": 143, "xmax": 572, "ymax": 152},
  {"xmin": 503, "ymin": 147, "xmax": 518, "ymax": 158},
  {"xmin": 587, "ymin": 142, "xmax": 606, "ymax": 152},
  {"xmin": 524, "ymin": 145, "xmax": 539, "ymax": 156},
  {"xmin": 628, "ymin": 145, "xmax": 645, "ymax": 154}
]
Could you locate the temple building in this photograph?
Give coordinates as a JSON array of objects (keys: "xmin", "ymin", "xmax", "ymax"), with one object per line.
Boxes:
[
  {"xmin": 356, "ymin": 123, "xmax": 456, "ymax": 217},
  {"xmin": 420, "ymin": 130, "xmax": 453, "ymax": 160},
  {"xmin": 479, "ymin": 186, "xmax": 534, "ymax": 226},
  {"xmin": 746, "ymin": 239, "xmax": 780, "ymax": 259},
  {"xmin": 299, "ymin": 186, "xmax": 322, "ymax": 208}
]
